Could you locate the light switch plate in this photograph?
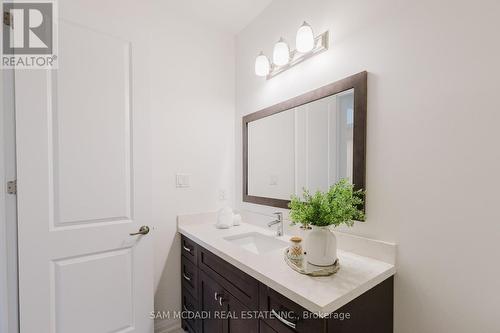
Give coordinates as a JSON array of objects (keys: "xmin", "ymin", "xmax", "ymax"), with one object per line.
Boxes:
[{"xmin": 176, "ymin": 173, "xmax": 190, "ymax": 188}]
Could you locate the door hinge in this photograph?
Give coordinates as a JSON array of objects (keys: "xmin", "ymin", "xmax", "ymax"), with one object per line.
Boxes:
[
  {"xmin": 7, "ymin": 180, "xmax": 16, "ymax": 195},
  {"xmin": 3, "ymin": 11, "xmax": 11, "ymax": 27}
]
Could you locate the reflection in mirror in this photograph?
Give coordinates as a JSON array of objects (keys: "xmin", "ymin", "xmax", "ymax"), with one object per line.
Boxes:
[
  {"xmin": 248, "ymin": 90, "xmax": 354, "ymax": 200},
  {"xmin": 243, "ymin": 71, "xmax": 367, "ymax": 209}
]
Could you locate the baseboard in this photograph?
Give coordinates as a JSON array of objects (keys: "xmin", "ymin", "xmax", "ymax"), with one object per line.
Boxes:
[{"xmin": 154, "ymin": 318, "xmax": 182, "ymax": 333}]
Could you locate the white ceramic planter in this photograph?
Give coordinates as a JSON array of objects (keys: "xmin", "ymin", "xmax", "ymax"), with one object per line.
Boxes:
[{"xmin": 305, "ymin": 226, "xmax": 337, "ymax": 266}]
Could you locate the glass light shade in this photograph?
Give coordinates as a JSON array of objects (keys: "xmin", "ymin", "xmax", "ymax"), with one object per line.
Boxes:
[
  {"xmin": 296, "ymin": 22, "xmax": 315, "ymax": 53},
  {"xmin": 273, "ymin": 38, "xmax": 290, "ymax": 66},
  {"xmin": 254, "ymin": 52, "xmax": 270, "ymax": 77}
]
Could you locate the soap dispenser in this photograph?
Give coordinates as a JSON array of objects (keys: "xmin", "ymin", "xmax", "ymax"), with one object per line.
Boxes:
[{"xmin": 216, "ymin": 207, "xmax": 233, "ymax": 229}]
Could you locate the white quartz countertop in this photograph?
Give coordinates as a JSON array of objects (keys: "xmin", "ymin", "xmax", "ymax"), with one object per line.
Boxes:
[{"xmin": 177, "ymin": 213, "xmax": 396, "ymax": 315}]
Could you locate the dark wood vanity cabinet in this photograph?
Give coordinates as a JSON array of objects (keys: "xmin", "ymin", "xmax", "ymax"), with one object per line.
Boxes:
[{"xmin": 180, "ymin": 235, "xmax": 393, "ymax": 333}]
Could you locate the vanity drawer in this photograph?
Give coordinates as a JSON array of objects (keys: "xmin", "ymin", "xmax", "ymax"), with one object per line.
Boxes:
[
  {"xmin": 259, "ymin": 284, "xmax": 325, "ymax": 333},
  {"xmin": 198, "ymin": 246, "xmax": 259, "ymax": 309},
  {"xmin": 181, "ymin": 235, "xmax": 198, "ymax": 264},
  {"xmin": 182, "ymin": 287, "xmax": 200, "ymax": 333},
  {"xmin": 181, "ymin": 255, "xmax": 198, "ymax": 297}
]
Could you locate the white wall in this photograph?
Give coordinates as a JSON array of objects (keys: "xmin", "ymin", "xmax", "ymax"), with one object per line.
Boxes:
[
  {"xmin": 236, "ymin": 0, "xmax": 500, "ymax": 332},
  {"xmin": 149, "ymin": 6, "xmax": 235, "ymax": 332}
]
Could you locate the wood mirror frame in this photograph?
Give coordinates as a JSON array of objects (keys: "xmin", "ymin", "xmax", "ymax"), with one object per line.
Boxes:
[{"xmin": 242, "ymin": 71, "xmax": 367, "ymax": 209}]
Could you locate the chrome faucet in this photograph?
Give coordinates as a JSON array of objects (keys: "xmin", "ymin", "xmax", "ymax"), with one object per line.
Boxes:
[{"xmin": 267, "ymin": 212, "xmax": 284, "ymax": 236}]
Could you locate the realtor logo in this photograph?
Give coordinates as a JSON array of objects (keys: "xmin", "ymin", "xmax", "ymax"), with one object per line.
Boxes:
[{"xmin": 2, "ymin": 0, "xmax": 58, "ymax": 68}]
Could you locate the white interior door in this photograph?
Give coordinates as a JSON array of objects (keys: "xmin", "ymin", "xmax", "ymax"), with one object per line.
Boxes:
[
  {"xmin": 1, "ymin": 69, "xmax": 19, "ymax": 333},
  {"xmin": 15, "ymin": 19, "xmax": 153, "ymax": 333}
]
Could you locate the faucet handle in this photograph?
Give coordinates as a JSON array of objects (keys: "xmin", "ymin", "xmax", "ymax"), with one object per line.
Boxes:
[{"xmin": 273, "ymin": 212, "xmax": 283, "ymax": 219}]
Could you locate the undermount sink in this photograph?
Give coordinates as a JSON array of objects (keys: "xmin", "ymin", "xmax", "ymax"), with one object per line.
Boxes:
[{"xmin": 224, "ymin": 232, "xmax": 288, "ymax": 255}]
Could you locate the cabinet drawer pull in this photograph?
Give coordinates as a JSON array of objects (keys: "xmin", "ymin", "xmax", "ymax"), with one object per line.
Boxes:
[
  {"xmin": 183, "ymin": 273, "xmax": 192, "ymax": 281},
  {"xmin": 271, "ymin": 309, "xmax": 297, "ymax": 329},
  {"xmin": 183, "ymin": 245, "xmax": 192, "ymax": 253}
]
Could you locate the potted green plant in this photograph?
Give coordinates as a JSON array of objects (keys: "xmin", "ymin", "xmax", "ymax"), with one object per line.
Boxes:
[{"xmin": 289, "ymin": 179, "xmax": 365, "ymax": 266}]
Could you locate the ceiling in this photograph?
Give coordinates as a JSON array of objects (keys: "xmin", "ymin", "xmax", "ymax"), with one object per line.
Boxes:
[{"xmin": 178, "ymin": 0, "xmax": 274, "ymax": 34}]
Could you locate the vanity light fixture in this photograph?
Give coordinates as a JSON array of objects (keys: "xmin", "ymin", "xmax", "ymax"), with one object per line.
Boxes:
[
  {"xmin": 273, "ymin": 37, "xmax": 291, "ymax": 66},
  {"xmin": 255, "ymin": 52, "xmax": 270, "ymax": 76},
  {"xmin": 296, "ymin": 21, "xmax": 315, "ymax": 53},
  {"xmin": 254, "ymin": 22, "xmax": 329, "ymax": 80}
]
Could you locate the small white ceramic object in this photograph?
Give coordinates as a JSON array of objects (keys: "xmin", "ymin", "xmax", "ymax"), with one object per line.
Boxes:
[
  {"xmin": 305, "ymin": 226, "xmax": 337, "ymax": 266},
  {"xmin": 216, "ymin": 207, "xmax": 233, "ymax": 229},
  {"xmin": 232, "ymin": 214, "xmax": 242, "ymax": 226}
]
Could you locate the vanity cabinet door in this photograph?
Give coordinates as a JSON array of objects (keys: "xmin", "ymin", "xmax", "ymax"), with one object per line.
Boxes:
[
  {"xmin": 200, "ymin": 270, "xmax": 226, "ymax": 333},
  {"xmin": 198, "ymin": 246, "xmax": 259, "ymax": 309},
  {"xmin": 199, "ymin": 269, "xmax": 259, "ymax": 333},
  {"xmin": 260, "ymin": 320, "xmax": 279, "ymax": 333},
  {"xmin": 226, "ymin": 293, "xmax": 259, "ymax": 333}
]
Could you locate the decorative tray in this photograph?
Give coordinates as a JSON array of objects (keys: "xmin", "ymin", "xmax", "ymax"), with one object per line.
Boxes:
[{"xmin": 284, "ymin": 249, "xmax": 340, "ymax": 277}]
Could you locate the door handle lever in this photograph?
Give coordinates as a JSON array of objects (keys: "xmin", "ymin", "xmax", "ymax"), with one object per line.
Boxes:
[{"xmin": 129, "ymin": 226, "xmax": 150, "ymax": 236}]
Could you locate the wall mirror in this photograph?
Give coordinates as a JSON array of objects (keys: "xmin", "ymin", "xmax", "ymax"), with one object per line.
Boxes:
[{"xmin": 243, "ymin": 71, "xmax": 367, "ymax": 209}]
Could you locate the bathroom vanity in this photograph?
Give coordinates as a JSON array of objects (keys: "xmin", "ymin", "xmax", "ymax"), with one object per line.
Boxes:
[
  {"xmin": 178, "ymin": 72, "xmax": 395, "ymax": 332},
  {"xmin": 178, "ymin": 213, "xmax": 395, "ymax": 333}
]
